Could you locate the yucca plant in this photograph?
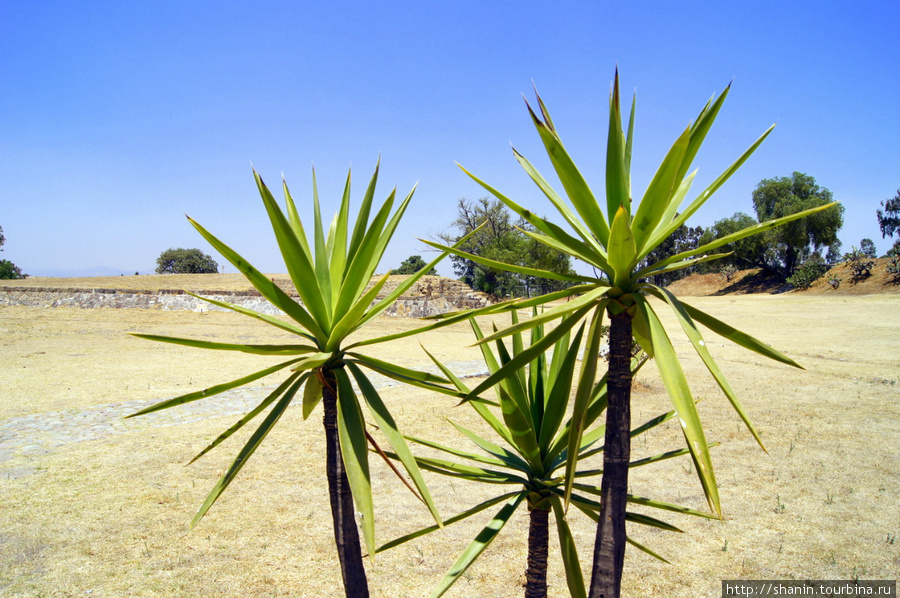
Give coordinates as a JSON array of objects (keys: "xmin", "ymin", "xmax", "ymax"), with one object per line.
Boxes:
[
  {"xmin": 128, "ymin": 160, "xmax": 459, "ymax": 598},
  {"xmin": 379, "ymin": 310, "xmax": 715, "ymax": 598},
  {"xmin": 425, "ymin": 71, "xmax": 839, "ymax": 597}
]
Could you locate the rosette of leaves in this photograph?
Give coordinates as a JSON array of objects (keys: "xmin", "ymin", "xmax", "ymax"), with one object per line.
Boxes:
[
  {"xmin": 128, "ymin": 161, "xmax": 458, "ymax": 597},
  {"xmin": 379, "ymin": 310, "xmax": 715, "ymax": 598},
  {"xmin": 424, "ymin": 70, "xmax": 838, "ymax": 596}
]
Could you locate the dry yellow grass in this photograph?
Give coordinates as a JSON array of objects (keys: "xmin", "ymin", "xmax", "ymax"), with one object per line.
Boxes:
[{"xmin": 1, "ymin": 293, "xmax": 898, "ymax": 597}]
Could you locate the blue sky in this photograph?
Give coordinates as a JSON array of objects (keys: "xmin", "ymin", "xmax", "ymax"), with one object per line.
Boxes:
[{"xmin": 2, "ymin": 1, "xmax": 898, "ymax": 277}]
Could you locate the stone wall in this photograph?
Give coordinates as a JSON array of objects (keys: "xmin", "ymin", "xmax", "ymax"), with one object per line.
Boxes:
[{"xmin": 0, "ymin": 276, "xmax": 493, "ymax": 318}]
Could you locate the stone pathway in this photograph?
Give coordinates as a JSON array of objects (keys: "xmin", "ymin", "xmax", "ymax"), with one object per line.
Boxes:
[{"xmin": 0, "ymin": 360, "xmax": 490, "ymax": 478}]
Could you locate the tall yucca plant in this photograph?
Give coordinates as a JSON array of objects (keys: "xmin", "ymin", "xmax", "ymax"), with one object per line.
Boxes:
[
  {"xmin": 129, "ymin": 160, "xmax": 453, "ymax": 598},
  {"xmin": 425, "ymin": 71, "xmax": 839, "ymax": 597},
  {"xmin": 379, "ymin": 310, "xmax": 716, "ymax": 598}
]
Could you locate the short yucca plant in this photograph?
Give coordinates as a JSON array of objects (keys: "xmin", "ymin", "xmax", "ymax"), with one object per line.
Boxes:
[
  {"xmin": 427, "ymin": 70, "xmax": 838, "ymax": 597},
  {"xmin": 129, "ymin": 160, "xmax": 458, "ymax": 598},
  {"xmin": 380, "ymin": 310, "xmax": 715, "ymax": 598}
]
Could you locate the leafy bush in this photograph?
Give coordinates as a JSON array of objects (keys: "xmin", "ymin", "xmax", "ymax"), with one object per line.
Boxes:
[
  {"xmin": 843, "ymin": 246, "xmax": 875, "ymax": 280},
  {"xmin": 721, "ymin": 264, "xmax": 738, "ymax": 282},
  {"xmin": 786, "ymin": 259, "xmax": 826, "ymax": 290},
  {"xmin": 887, "ymin": 258, "xmax": 900, "ymax": 284},
  {"xmin": 827, "ymin": 274, "xmax": 841, "ymax": 289}
]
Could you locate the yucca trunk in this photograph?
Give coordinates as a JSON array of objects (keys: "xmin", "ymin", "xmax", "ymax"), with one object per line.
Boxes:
[
  {"xmin": 588, "ymin": 312, "xmax": 633, "ymax": 598},
  {"xmin": 322, "ymin": 374, "xmax": 370, "ymax": 598},
  {"xmin": 524, "ymin": 506, "xmax": 550, "ymax": 598}
]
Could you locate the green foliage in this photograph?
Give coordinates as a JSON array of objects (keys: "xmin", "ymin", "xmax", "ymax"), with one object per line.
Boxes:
[
  {"xmin": 430, "ymin": 70, "xmax": 835, "ymax": 596},
  {"xmin": 827, "ymin": 273, "xmax": 842, "ymax": 289},
  {"xmin": 859, "ymin": 238, "xmax": 878, "ymax": 258},
  {"xmin": 876, "ymin": 189, "xmax": 900, "ymax": 241},
  {"xmin": 390, "ymin": 254, "xmax": 436, "ymax": 275},
  {"xmin": 0, "ymin": 259, "xmax": 26, "ymax": 279},
  {"xmin": 886, "ymin": 239, "xmax": 900, "ymax": 258},
  {"xmin": 720, "ymin": 264, "xmax": 738, "ymax": 282},
  {"xmin": 0, "ymin": 226, "xmax": 26, "ymax": 279},
  {"xmin": 886, "ymin": 258, "xmax": 900, "ymax": 283},
  {"xmin": 440, "ymin": 197, "xmax": 576, "ymax": 297},
  {"xmin": 696, "ymin": 212, "xmax": 766, "ymax": 273},
  {"xmin": 131, "ymin": 161, "xmax": 465, "ymax": 597},
  {"xmin": 786, "ymin": 257, "xmax": 827, "ymax": 290},
  {"xmin": 381, "ymin": 311, "xmax": 704, "ymax": 598},
  {"xmin": 638, "ymin": 222, "xmax": 703, "ymax": 286},
  {"xmin": 843, "ymin": 246, "xmax": 875, "ymax": 279},
  {"xmin": 155, "ymin": 247, "xmax": 219, "ymax": 274},
  {"xmin": 699, "ymin": 174, "xmax": 844, "ymax": 279},
  {"xmin": 750, "ymin": 172, "xmax": 844, "ymax": 278}
]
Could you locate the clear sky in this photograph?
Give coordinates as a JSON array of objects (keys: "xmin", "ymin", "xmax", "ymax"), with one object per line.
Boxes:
[{"xmin": 2, "ymin": 0, "xmax": 898, "ymax": 277}]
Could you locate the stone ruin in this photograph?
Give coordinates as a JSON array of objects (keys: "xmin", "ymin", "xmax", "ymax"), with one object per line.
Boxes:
[{"xmin": 0, "ymin": 275, "xmax": 493, "ymax": 318}]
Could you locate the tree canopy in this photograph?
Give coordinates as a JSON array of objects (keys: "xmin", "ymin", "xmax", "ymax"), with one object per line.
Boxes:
[
  {"xmin": 439, "ymin": 197, "xmax": 576, "ymax": 297},
  {"xmin": 638, "ymin": 222, "xmax": 703, "ymax": 286},
  {"xmin": 390, "ymin": 255, "xmax": 437, "ymax": 276},
  {"xmin": 859, "ymin": 238, "xmax": 878, "ymax": 258},
  {"xmin": 750, "ymin": 172, "xmax": 844, "ymax": 276},
  {"xmin": 0, "ymin": 260, "xmax": 25, "ymax": 279},
  {"xmin": 877, "ymin": 189, "xmax": 900, "ymax": 242},
  {"xmin": 155, "ymin": 248, "xmax": 219, "ymax": 274},
  {"xmin": 0, "ymin": 225, "xmax": 26, "ymax": 279},
  {"xmin": 699, "ymin": 173, "xmax": 843, "ymax": 279},
  {"xmin": 696, "ymin": 212, "xmax": 767, "ymax": 272}
]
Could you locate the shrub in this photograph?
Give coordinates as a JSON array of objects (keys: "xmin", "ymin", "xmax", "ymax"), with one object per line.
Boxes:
[
  {"xmin": 887, "ymin": 258, "xmax": 900, "ymax": 284},
  {"xmin": 721, "ymin": 264, "xmax": 738, "ymax": 282},
  {"xmin": 787, "ymin": 259, "xmax": 826, "ymax": 290},
  {"xmin": 843, "ymin": 247, "xmax": 874, "ymax": 280},
  {"xmin": 827, "ymin": 274, "xmax": 842, "ymax": 289}
]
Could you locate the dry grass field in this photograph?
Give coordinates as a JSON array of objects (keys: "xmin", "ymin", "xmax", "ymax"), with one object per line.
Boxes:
[{"xmin": 1, "ymin": 287, "xmax": 898, "ymax": 596}]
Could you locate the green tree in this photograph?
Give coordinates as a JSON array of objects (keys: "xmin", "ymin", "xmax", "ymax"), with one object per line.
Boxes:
[
  {"xmin": 876, "ymin": 189, "xmax": 900, "ymax": 241},
  {"xmin": 391, "ymin": 254, "xmax": 437, "ymax": 275},
  {"xmin": 440, "ymin": 197, "xmax": 575, "ymax": 297},
  {"xmin": 0, "ymin": 225, "xmax": 26, "ymax": 279},
  {"xmin": 440, "ymin": 197, "xmax": 519, "ymax": 296},
  {"xmin": 859, "ymin": 238, "xmax": 878, "ymax": 258},
  {"xmin": 0, "ymin": 259, "xmax": 25, "ymax": 280},
  {"xmin": 155, "ymin": 247, "xmax": 220, "ymax": 274},
  {"xmin": 431, "ymin": 71, "xmax": 836, "ymax": 597},
  {"xmin": 638, "ymin": 221, "xmax": 703, "ymax": 286},
  {"xmin": 131, "ymin": 162, "xmax": 460, "ymax": 597},
  {"xmin": 749, "ymin": 172, "xmax": 844, "ymax": 278},
  {"xmin": 695, "ymin": 212, "xmax": 768, "ymax": 272}
]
